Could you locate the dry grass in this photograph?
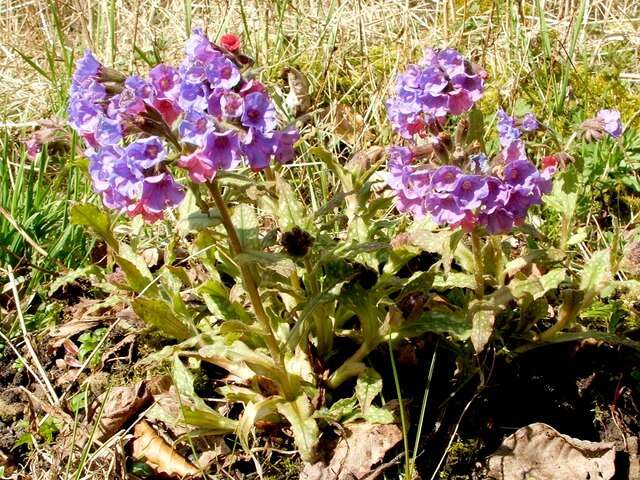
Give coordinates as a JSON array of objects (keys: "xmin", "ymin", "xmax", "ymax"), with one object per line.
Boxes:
[{"xmin": 1, "ymin": 0, "xmax": 639, "ymax": 127}]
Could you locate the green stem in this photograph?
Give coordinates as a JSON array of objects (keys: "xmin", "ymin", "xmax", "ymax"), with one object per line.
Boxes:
[
  {"xmin": 303, "ymin": 255, "xmax": 332, "ymax": 354},
  {"xmin": 537, "ymin": 298, "xmax": 582, "ymax": 342},
  {"xmin": 470, "ymin": 228, "xmax": 485, "ymax": 300},
  {"xmin": 206, "ymin": 181, "xmax": 289, "ymax": 392},
  {"xmin": 327, "ymin": 342, "xmax": 371, "ymax": 388}
]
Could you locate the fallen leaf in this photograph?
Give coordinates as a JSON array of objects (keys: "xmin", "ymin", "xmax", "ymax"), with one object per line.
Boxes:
[
  {"xmin": 194, "ymin": 440, "xmax": 231, "ymax": 469},
  {"xmin": 92, "ymin": 376, "xmax": 170, "ymax": 442},
  {"xmin": 321, "ymin": 104, "xmax": 364, "ymax": 144},
  {"xmin": 345, "ymin": 146, "xmax": 385, "ymax": 173},
  {"xmin": 487, "ymin": 423, "xmax": 616, "ymax": 480},
  {"xmin": 49, "ymin": 319, "xmax": 103, "ymax": 347},
  {"xmin": 300, "ymin": 421, "xmax": 402, "ymax": 480},
  {"xmin": 283, "ymin": 67, "xmax": 311, "ymax": 117},
  {"xmin": 0, "ymin": 448, "xmax": 14, "ymax": 475},
  {"xmin": 132, "ymin": 420, "xmax": 199, "ymax": 478},
  {"xmin": 141, "ymin": 247, "xmax": 161, "ymax": 268},
  {"xmin": 100, "ymin": 333, "xmax": 136, "ymax": 369}
]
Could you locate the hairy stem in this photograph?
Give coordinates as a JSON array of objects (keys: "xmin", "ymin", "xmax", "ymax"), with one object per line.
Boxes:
[
  {"xmin": 327, "ymin": 342, "xmax": 371, "ymax": 388},
  {"xmin": 470, "ymin": 228, "xmax": 485, "ymax": 300},
  {"xmin": 206, "ymin": 182, "xmax": 289, "ymax": 393},
  {"xmin": 537, "ymin": 297, "xmax": 582, "ymax": 342}
]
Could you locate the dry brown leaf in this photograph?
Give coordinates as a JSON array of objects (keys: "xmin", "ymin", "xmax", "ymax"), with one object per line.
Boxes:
[
  {"xmin": 487, "ymin": 423, "xmax": 616, "ymax": 480},
  {"xmin": 100, "ymin": 333, "xmax": 136, "ymax": 369},
  {"xmin": 283, "ymin": 67, "xmax": 311, "ymax": 117},
  {"xmin": 92, "ymin": 376, "xmax": 170, "ymax": 442},
  {"xmin": 345, "ymin": 146, "xmax": 386, "ymax": 173},
  {"xmin": 320, "ymin": 104, "xmax": 365, "ymax": 144},
  {"xmin": 132, "ymin": 420, "xmax": 199, "ymax": 478},
  {"xmin": 94, "ymin": 382, "xmax": 151, "ymax": 441},
  {"xmin": 0, "ymin": 448, "xmax": 14, "ymax": 475},
  {"xmin": 300, "ymin": 421, "xmax": 403, "ymax": 480},
  {"xmin": 194, "ymin": 439, "xmax": 231, "ymax": 469},
  {"xmin": 141, "ymin": 247, "xmax": 161, "ymax": 268},
  {"xmin": 49, "ymin": 319, "xmax": 103, "ymax": 347}
]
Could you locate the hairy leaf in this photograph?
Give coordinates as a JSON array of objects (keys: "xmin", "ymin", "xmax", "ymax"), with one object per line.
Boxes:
[
  {"xmin": 131, "ymin": 297, "xmax": 194, "ymax": 340},
  {"xmin": 400, "ymin": 311, "xmax": 471, "ymax": 340},
  {"xmin": 277, "ymin": 394, "xmax": 319, "ymax": 462},
  {"xmin": 70, "ymin": 203, "xmax": 118, "ymax": 251},
  {"xmin": 356, "ymin": 368, "xmax": 383, "ymax": 413},
  {"xmin": 471, "ymin": 309, "xmax": 495, "ymax": 353},
  {"xmin": 231, "ymin": 203, "xmax": 259, "ymax": 250}
]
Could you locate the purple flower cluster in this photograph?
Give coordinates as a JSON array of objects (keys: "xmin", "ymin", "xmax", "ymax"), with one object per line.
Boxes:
[
  {"xmin": 388, "ymin": 146, "xmax": 552, "ymax": 233},
  {"xmin": 67, "ymin": 30, "xmax": 298, "ymax": 222},
  {"xmin": 386, "ymin": 48, "xmax": 486, "ymax": 139}
]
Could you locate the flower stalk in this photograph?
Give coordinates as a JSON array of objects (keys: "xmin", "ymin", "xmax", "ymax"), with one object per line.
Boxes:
[{"xmin": 206, "ymin": 181, "xmax": 291, "ymax": 394}]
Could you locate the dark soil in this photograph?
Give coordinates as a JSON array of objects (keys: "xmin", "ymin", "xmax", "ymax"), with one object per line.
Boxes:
[{"xmin": 370, "ymin": 339, "xmax": 640, "ymax": 479}]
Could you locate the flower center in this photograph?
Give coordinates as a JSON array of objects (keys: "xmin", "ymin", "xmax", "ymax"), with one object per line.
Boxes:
[
  {"xmin": 196, "ymin": 118, "xmax": 207, "ymax": 132},
  {"xmin": 221, "ymin": 66, "xmax": 232, "ymax": 79},
  {"xmin": 248, "ymin": 109, "xmax": 260, "ymax": 120},
  {"xmin": 146, "ymin": 145, "xmax": 159, "ymax": 158},
  {"xmin": 215, "ymin": 136, "xmax": 228, "ymax": 148},
  {"xmin": 159, "ymin": 78, "xmax": 171, "ymax": 90},
  {"xmin": 462, "ymin": 180, "xmax": 472, "ymax": 190}
]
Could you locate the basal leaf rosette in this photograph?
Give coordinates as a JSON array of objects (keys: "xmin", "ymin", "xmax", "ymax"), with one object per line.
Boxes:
[{"xmin": 67, "ymin": 29, "xmax": 299, "ymax": 222}]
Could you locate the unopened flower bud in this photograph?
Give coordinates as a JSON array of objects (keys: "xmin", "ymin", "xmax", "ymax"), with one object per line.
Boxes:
[{"xmin": 280, "ymin": 227, "xmax": 314, "ymax": 257}]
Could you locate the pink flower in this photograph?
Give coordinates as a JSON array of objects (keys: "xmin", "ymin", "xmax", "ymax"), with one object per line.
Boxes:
[{"xmin": 220, "ymin": 33, "xmax": 241, "ymax": 53}]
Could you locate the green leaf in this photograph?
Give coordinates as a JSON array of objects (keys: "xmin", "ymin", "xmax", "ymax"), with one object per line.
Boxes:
[
  {"xmin": 363, "ymin": 405, "xmax": 395, "ymax": 424},
  {"xmin": 173, "ymin": 355, "xmax": 195, "ymax": 397},
  {"xmin": 470, "ymin": 309, "xmax": 495, "ymax": 353},
  {"xmin": 231, "ymin": 203, "xmax": 259, "ymax": 250},
  {"xmin": 309, "ymin": 146, "xmax": 351, "ymax": 190},
  {"xmin": 467, "ymin": 107, "xmax": 485, "ymax": 148},
  {"xmin": 177, "ymin": 208, "xmax": 222, "ymax": 236},
  {"xmin": 539, "ymin": 268, "xmax": 567, "ymax": 293},
  {"xmin": 287, "ymin": 291, "xmax": 337, "ymax": 348},
  {"xmin": 355, "ymin": 368, "xmax": 383, "ymax": 413},
  {"xmin": 172, "ymin": 356, "xmax": 238, "ymax": 434},
  {"xmin": 276, "ymin": 174, "xmax": 308, "ymax": 231},
  {"xmin": 314, "ymin": 396, "xmax": 359, "ymax": 423},
  {"xmin": 114, "ymin": 245, "xmax": 158, "ymax": 294},
  {"xmin": 181, "ymin": 406, "xmax": 238, "ymax": 433},
  {"xmin": 519, "ymin": 294, "xmax": 550, "ymax": 329},
  {"xmin": 217, "ymin": 385, "xmax": 264, "ymax": 404},
  {"xmin": 198, "ymin": 279, "xmax": 251, "ymax": 322},
  {"xmin": 524, "ymin": 330, "xmax": 640, "ymax": 351},
  {"xmin": 131, "ymin": 296, "xmax": 194, "ymax": 340},
  {"xmin": 580, "ymin": 250, "xmax": 611, "ymax": 294},
  {"xmin": 277, "ymin": 394, "xmax": 319, "ymax": 462},
  {"xmin": 238, "ymin": 397, "xmax": 283, "ymax": 473},
  {"xmin": 400, "ymin": 311, "xmax": 471, "ymax": 340},
  {"xmin": 48, "ymin": 265, "xmax": 101, "ymax": 297},
  {"xmin": 235, "ymin": 251, "xmax": 297, "ymax": 277},
  {"xmin": 433, "ymin": 272, "xmax": 476, "ymax": 290},
  {"xmin": 70, "ymin": 203, "xmax": 118, "ymax": 251}
]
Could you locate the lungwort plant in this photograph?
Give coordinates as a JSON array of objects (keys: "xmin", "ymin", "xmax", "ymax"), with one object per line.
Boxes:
[{"xmin": 66, "ymin": 33, "xmax": 637, "ymax": 465}]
